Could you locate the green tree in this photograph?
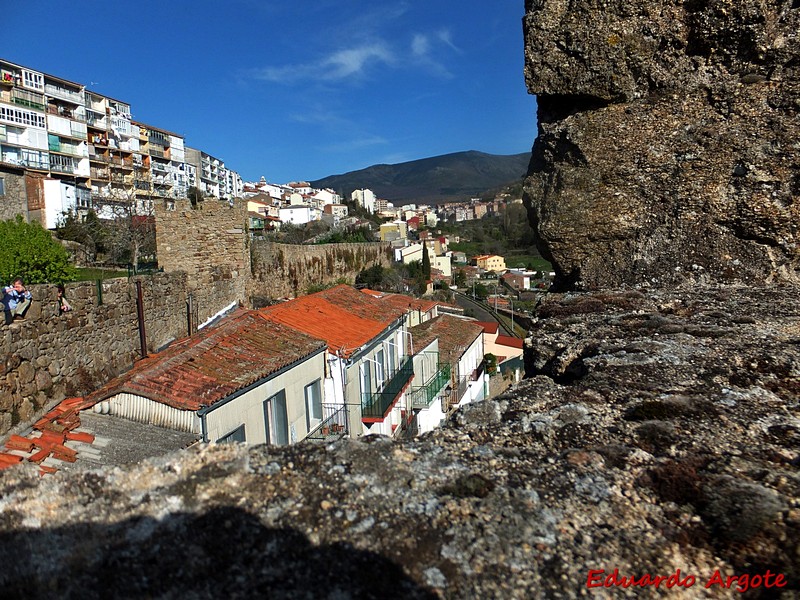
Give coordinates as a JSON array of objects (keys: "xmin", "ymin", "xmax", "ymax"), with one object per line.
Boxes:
[
  {"xmin": 453, "ymin": 268, "xmax": 467, "ymax": 288},
  {"xmin": 0, "ymin": 216, "xmax": 77, "ymax": 284},
  {"xmin": 422, "ymin": 244, "xmax": 431, "ymax": 279},
  {"xmin": 355, "ymin": 264, "xmax": 386, "ymax": 289}
]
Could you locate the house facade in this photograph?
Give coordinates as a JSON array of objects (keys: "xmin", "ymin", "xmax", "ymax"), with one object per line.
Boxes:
[
  {"xmin": 260, "ymin": 285, "xmax": 414, "ymax": 438},
  {"xmin": 474, "ymin": 254, "xmax": 507, "ymax": 272},
  {"xmin": 85, "ymin": 309, "xmax": 328, "ymax": 446}
]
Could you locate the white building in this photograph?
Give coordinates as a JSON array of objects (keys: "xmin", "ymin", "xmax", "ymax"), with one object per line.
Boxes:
[{"xmin": 351, "ymin": 188, "xmax": 376, "ymax": 213}]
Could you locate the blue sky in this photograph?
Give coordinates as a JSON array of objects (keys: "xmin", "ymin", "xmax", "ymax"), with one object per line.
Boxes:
[{"xmin": 5, "ymin": 1, "xmax": 536, "ymax": 183}]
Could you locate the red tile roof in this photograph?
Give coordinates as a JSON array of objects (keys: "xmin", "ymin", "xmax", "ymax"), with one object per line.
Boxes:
[
  {"xmin": 495, "ymin": 335, "xmax": 524, "ymax": 349},
  {"xmin": 86, "ymin": 309, "xmax": 326, "ymax": 411},
  {"xmin": 359, "ymin": 288, "xmax": 439, "ymax": 314},
  {"xmin": 475, "ymin": 321, "xmax": 499, "ymax": 335},
  {"xmin": 409, "ymin": 315, "xmax": 483, "ymax": 365},
  {"xmin": 261, "ymin": 285, "xmax": 406, "ymax": 358}
]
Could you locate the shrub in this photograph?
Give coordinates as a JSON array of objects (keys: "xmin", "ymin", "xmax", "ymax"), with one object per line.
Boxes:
[{"xmin": 0, "ymin": 216, "xmax": 77, "ymax": 284}]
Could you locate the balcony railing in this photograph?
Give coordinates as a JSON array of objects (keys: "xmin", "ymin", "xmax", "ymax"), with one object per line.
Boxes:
[
  {"xmin": 408, "ymin": 363, "xmax": 451, "ymax": 409},
  {"xmin": 361, "ymin": 356, "xmax": 414, "ymax": 420},
  {"xmin": 44, "ymin": 84, "xmax": 83, "ymax": 104},
  {"xmin": 11, "ymin": 89, "xmax": 45, "ymax": 111},
  {"xmin": 305, "ymin": 404, "xmax": 349, "ymax": 442},
  {"xmin": 49, "ymin": 162, "xmax": 77, "ymax": 175}
]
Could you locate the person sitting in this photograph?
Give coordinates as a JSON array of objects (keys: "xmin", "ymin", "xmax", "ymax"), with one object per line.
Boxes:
[
  {"xmin": 3, "ymin": 278, "xmax": 32, "ymax": 324},
  {"xmin": 57, "ymin": 284, "xmax": 72, "ymax": 314}
]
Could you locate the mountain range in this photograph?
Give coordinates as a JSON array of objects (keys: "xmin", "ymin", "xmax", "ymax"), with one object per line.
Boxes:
[{"xmin": 310, "ymin": 150, "xmax": 531, "ymax": 204}]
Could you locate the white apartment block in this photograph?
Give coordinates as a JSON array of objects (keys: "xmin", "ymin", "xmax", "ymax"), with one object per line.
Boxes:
[{"xmin": 0, "ymin": 58, "xmax": 243, "ymax": 228}]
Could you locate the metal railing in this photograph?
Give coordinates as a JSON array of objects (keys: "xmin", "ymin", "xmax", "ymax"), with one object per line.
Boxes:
[
  {"xmin": 408, "ymin": 363, "xmax": 451, "ymax": 409},
  {"xmin": 44, "ymin": 84, "xmax": 83, "ymax": 104},
  {"xmin": 11, "ymin": 89, "xmax": 45, "ymax": 111},
  {"xmin": 305, "ymin": 404, "xmax": 349, "ymax": 442},
  {"xmin": 361, "ymin": 356, "xmax": 414, "ymax": 419}
]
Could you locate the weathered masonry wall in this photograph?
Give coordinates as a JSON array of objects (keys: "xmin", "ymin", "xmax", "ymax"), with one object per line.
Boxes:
[
  {"xmin": 0, "ymin": 167, "xmax": 28, "ymax": 222},
  {"xmin": 0, "ymin": 273, "xmax": 193, "ymax": 436},
  {"xmin": 155, "ymin": 199, "xmax": 250, "ymax": 326},
  {"xmin": 249, "ymin": 241, "xmax": 394, "ymax": 300}
]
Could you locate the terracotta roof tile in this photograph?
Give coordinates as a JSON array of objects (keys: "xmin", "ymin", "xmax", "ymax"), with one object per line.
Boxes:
[
  {"xmin": 358, "ymin": 288, "xmax": 444, "ymax": 314},
  {"xmin": 409, "ymin": 315, "xmax": 483, "ymax": 365},
  {"xmin": 495, "ymin": 335, "xmax": 524, "ymax": 349},
  {"xmin": 475, "ymin": 321, "xmax": 499, "ymax": 335},
  {"xmin": 261, "ymin": 285, "xmax": 405, "ymax": 357},
  {"xmin": 86, "ymin": 309, "xmax": 327, "ymax": 411}
]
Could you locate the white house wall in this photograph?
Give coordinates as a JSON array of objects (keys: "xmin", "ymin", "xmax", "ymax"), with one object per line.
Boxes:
[{"xmin": 204, "ymin": 351, "xmax": 326, "ymax": 445}]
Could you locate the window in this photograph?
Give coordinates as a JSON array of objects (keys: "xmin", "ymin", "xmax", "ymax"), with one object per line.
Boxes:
[
  {"xmin": 386, "ymin": 339, "xmax": 397, "ymax": 375},
  {"xmin": 264, "ymin": 390, "xmax": 288, "ymax": 446},
  {"xmin": 0, "ymin": 177, "xmax": 4, "ymax": 196},
  {"xmin": 375, "ymin": 349, "xmax": 385, "ymax": 387},
  {"xmin": 304, "ymin": 380, "xmax": 322, "ymax": 431},
  {"xmin": 360, "ymin": 361, "xmax": 372, "ymax": 402},
  {"xmin": 217, "ymin": 424, "xmax": 246, "ymax": 444},
  {"xmin": 21, "ymin": 69, "xmax": 43, "ymax": 91}
]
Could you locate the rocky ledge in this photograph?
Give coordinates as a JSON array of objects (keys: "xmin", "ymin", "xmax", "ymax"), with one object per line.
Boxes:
[
  {"xmin": 0, "ymin": 284, "xmax": 797, "ymax": 599},
  {"xmin": 522, "ymin": 0, "xmax": 799, "ymax": 289}
]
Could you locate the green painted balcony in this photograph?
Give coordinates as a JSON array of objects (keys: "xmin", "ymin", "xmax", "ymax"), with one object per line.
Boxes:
[
  {"xmin": 408, "ymin": 363, "xmax": 451, "ymax": 409},
  {"xmin": 361, "ymin": 356, "xmax": 414, "ymax": 421}
]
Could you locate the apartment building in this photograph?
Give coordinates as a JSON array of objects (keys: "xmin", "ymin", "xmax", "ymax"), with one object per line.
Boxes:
[{"xmin": 0, "ymin": 58, "xmax": 240, "ymax": 227}]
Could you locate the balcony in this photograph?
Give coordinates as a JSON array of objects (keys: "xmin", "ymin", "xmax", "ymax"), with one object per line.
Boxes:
[
  {"xmin": 10, "ymin": 89, "xmax": 45, "ymax": 112},
  {"xmin": 305, "ymin": 404, "xmax": 349, "ymax": 443},
  {"xmin": 49, "ymin": 161, "xmax": 77, "ymax": 175},
  {"xmin": 361, "ymin": 356, "xmax": 414, "ymax": 421},
  {"xmin": 408, "ymin": 363, "xmax": 451, "ymax": 409},
  {"xmin": 44, "ymin": 84, "xmax": 83, "ymax": 105}
]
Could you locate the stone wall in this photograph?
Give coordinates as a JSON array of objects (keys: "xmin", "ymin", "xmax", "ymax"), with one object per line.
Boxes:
[
  {"xmin": 155, "ymin": 199, "xmax": 250, "ymax": 325},
  {"xmin": 0, "ymin": 167, "xmax": 28, "ymax": 222},
  {"xmin": 249, "ymin": 240, "xmax": 394, "ymax": 300},
  {"xmin": 0, "ymin": 273, "xmax": 192, "ymax": 436},
  {"xmin": 522, "ymin": 0, "xmax": 800, "ymax": 289}
]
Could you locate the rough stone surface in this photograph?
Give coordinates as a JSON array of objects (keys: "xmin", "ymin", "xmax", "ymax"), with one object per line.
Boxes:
[
  {"xmin": 1, "ymin": 284, "xmax": 797, "ymax": 598},
  {"xmin": 522, "ymin": 0, "xmax": 800, "ymax": 289},
  {"xmin": 249, "ymin": 240, "xmax": 394, "ymax": 301}
]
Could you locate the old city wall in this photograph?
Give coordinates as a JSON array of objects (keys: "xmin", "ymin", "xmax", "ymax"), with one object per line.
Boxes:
[
  {"xmin": 0, "ymin": 272, "xmax": 192, "ymax": 436},
  {"xmin": 155, "ymin": 199, "xmax": 250, "ymax": 325},
  {"xmin": 2, "ymin": 199, "xmax": 253, "ymax": 437},
  {"xmin": 249, "ymin": 240, "xmax": 394, "ymax": 300}
]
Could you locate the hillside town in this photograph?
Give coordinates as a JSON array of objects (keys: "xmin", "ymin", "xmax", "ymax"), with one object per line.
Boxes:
[{"xmin": 0, "ymin": 57, "xmax": 531, "ymax": 473}]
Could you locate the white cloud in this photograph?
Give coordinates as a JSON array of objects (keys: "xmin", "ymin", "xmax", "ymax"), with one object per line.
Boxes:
[
  {"xmin": 321, "ymin": 135, "xmax": 389, "ymax": 153},
  {"xmin": 408, "ymin": 29, "xmax": 456, "ymax": 78},
  {"xmin": 251, "ymin": 43, "xmax": 393, "ymax": 84},
  {"xmin": 321, "ymin": 44, "xmax": 394, "ymax": 80},
  {"xmin": 412, "ymin": 34, "xmax": 430, "ymax": 58}
]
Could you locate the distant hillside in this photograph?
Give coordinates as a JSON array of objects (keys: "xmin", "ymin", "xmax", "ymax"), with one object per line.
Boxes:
[{"xmin": 310, "ymin": 150, "xmax": 531, "ymax": 204}]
